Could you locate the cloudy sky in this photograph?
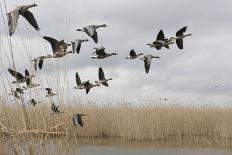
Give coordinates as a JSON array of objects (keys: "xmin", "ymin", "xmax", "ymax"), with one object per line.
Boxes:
[{"xmin": 0, "ymin": 0, "xmax": 232, "ymax": 104}]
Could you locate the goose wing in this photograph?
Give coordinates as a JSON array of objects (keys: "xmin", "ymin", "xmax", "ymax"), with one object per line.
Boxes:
[
  {"xmin": 38, "ymin": 57, "xmax": 44, "ymax": 69},
  {"xmin": 156, "ymin": 30, "xmax": 165, "ymax": 41},
  {"xmin": 8, "ymin": 68, "xmax": 24, "ymax": 79},
  {"xmin": 25, "ymin": 69, "xmax": 30, "ymax": 76},
  {"xmin": 77, "ymin": 115, "xmax": 84, "ymax": 127},
  {"xmin": 144, "ymin": 57, "xmax": 151, "ymax": 73},
  {"xmin": 33, "ymin": 59, "xmax": 37, "ymax": 71},
  {"xmin": 45, "ymin": 88, "xmax": 52, "ymax": 95},
  {"xmin": 73, "ymin": 114, "xmax": 84, "ymax": 127},
  {"xmin": 98, "ymin": 67, "xmax": 105, "ymax": 81},
  {"xmin": 20, "ymin": 10, "xmax": 39, "ymax": 31},
  {"xmin": 176, "ymin": 38, "xmax": 183, "ymax": 49},
  {"xmin": 8, "ymin": 8, "xmax": 20, "ymax": 36},
  {"xmin": 176, "ymin": 26, "xmax": 187, "ymax": 36},
  {"xmin": 75, "ymin": 72, "xmax": 82, "ymax": 86},
  {"xmin": 84, "ymin": 25, "xmax": 98, "ymax": 43},
  {"xmin": 72, "ymin": 41, "xmax": 81, "ymax": 54},
  {"xmin": 130, "ymin": 49, "xmax": 136, "ymax": 57},
  {"xmin": 43, "ymin": 36, "xmax": 61, "ymax": 53}
]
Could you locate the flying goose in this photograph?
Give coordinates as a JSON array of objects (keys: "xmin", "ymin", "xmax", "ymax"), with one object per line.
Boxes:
[
  {"xmin": 7, "ymin": 3, "xmax": 40, "ymax": 36},
  {"xmin": 8, "ymin": 68, "xmax": 35, "ymax": 84},
  {"xmin": 140, "ymin": 55, "xmax": 160, "ymax": 73},
  {"xmin": 74, "ymin": 72, "xmax": 100, "ymax": 94},
  {"xmin": 25, "ymin": 69, "xmax": 40, "ymax": 88},
  {"xmin": 174, "ymin": 26, "xmax": 192, "ymax": 49},
  {"xmin": 97, "ymin": 67, "xmax": 112, "ymax": 87},
  {"xmin": 126, "ymin": 49, "xmax": 143, "ymax": 59},
  {"xmin": 32, "ymin": 56, "xmax": 46, "ymax": 71},
  {"xmin": 91, "ymin": 47, "xmax": 117, "ymax": 59},
  {"xmin": 71, "ymin": 39, "xmax": 88, "ymax": 54},
  {"xmin": 76, "ymin": 24, "xmax": 108, "ymax": 43},
  {"xmin": 72, "ymin": 113, "xmax": 86, "ymax": 127},
  {"xmin": 45, "ymin": 88, "xmax": 58, "ymax": 97},
  {"xmin": 27, "ymin": 99, "xmax": 39, "ymax": 106},
  {"xmin": 50, "ymin": 102, "xmax": 64, "ymax": 115},
  {"xmin": 147, "ymin": 30, "xmax": 174, "ymax": 50},
  {"xmin": 43, "ymin": 36, "xmax": 72, "ymax": 58}
]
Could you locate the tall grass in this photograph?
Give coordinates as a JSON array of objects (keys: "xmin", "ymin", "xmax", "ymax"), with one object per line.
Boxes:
[{"xmin": 1, "ymin": 101, "xmax": 232, "ymax": 154}]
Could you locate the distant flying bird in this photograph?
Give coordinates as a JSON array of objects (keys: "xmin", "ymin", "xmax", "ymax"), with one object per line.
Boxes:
[
  {"xmin": 43, "ymin": 36, "xmax": 72, "ymax": 58},
  {"xmin": 91, "ymin": 47, "xmax": 117, "ymax": 59},
  {"xmin": 7, "ymin": 3, "xmax": 40, "ymax": 36},
  {"xmin": 174, "ymin": 26, "xmax": 192, "ymax": 49},
  {"xmin": 74, "ymin": 72, "xmax": 99, "ymax": 94},
  {"xmin": 97, "ymin": 67, "xmax": 113, "ymax": 87},
  {"xmin": 45, "ymin": 88, "xmax": 58, "ymax": 97},
  {"xmin": 71, "ymin": 39, "xmax": 88, "ymax": 54},
  {"xmin": 147, "ymin": 30, "xmax": 175, "ymax": 50},
  {"xmin": 140, "ymin": 55, "xmax": 160, "ymax": 73},
  {"xmin": 72, "ymin": 113, "xmax": 86, "ymax": 127},
  {"xmin": 76, "ymin": 24, "xmax": 108, "ymax": 43},
  {"xmin": 32, "ymin": 56, "xmax": 46, "ymax": 71},
  {"xmin": 50, "ymin": 102, "xmax": 64, "ymax": 115},
  {"xmin": 126, "ymin": 49, "xmax": 143, "ymax": 59},
  {"xmin": 27, "ymin": 99, "xmax": 39, "ymax": 106}
]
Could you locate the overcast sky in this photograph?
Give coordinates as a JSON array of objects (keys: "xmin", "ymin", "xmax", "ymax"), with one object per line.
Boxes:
[{"xmin": 0, "ymin": 0, "xmax": 232, "ymax": 105}]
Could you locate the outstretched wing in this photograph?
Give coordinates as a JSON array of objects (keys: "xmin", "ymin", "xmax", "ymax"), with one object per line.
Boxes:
[
  {"xmin": 176, "ymin": 26, "xmax": 187, "ymax": 36},
  {"xmin": 85, "ymin": 25, "xmax": 98, "ymax": 43},
  {"xmin": 75, "ymin": 72, "xmax": 82, "ymax": 86},
  {"xmin": 98, "ymin": 67, "xmax": 105, "ymax": 81},
  {"xmin": 144, "ymin": 58, "xmax": 151, "ymax": 73},
  {"xmin": 77, "ymin": 115, "xmax": 84, "ymax": 127},
  {"xmin": 176, "ymin": 38, "xmax": 183, "ymax": 49},
  {"xmin": 156, "ymin": 30, "xmax": 165, "ymax": 41},
  {"xmin": 20, "ymin": 10, "xmax": 39, "ymax": 31},
  {"xmin": 43, "ymin": 36, "xmax": 60, "ymax": 53},
  {"xmin": 38, "ymin": 57, "xmax": 44, "ymax": 69},
  {"xmin": 8, "ymin": 68, "xmax": 24, "ymax": 79},
  {"xmin": 130, "ymin": 49, "xmax": 136, "ymax": 57},
  {"xmin": 8, "ymin": 8, "xmax": 20, "ymax": 36}
]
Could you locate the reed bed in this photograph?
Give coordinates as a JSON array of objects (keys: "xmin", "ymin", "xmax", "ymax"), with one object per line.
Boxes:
[{"xmin": 1, "ymin": 101, "xmax": 232, "ymax": 153}]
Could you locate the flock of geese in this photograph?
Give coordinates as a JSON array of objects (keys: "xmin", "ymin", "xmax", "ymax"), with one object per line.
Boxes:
[{"xmin": 6, "ymin": 3, "xmax": 192, "ymax": 127}]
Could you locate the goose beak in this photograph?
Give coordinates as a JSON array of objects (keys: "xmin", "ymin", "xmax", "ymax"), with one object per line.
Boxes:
[{"xmin": 146, "ymin": 43, "xmax": 151, "ymax": 46}]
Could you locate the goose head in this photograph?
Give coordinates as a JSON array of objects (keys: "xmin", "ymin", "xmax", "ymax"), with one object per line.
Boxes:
[
  {"xmin": 76, "ymin": 28, "xmax": 84, "ymax": 32},
  {"xmin": 126, "ymin": 56, "xmax": 130, "ymax": 59}
]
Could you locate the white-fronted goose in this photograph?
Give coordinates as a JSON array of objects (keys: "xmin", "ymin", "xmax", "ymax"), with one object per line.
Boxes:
[
  {"xmin": 82, "ymin": 81, "xmax": 100, "ymax": 94},
  {"xmin": 50, "ymin": 102, "xmax": 64, "ymax": 115},
  {"xmin": 91, "ymin": 47, "xmax": 117, "ymax": 59},
  {"xmin": 27, "ymin": 99, "xmax": 39, "ymax": 106},
  {"xmin": 126, "ymin": 49, "xmax": 143, "ymax": 59},
  {"xmin": 76, "ymin": 24, "xmax": 107, "ymax": 43},
  {"xmin": 140, "ymin": 55, "xmax": 160, "ymax": 73},
  {"xmin": 71, "ymin": 39, "xmax": 88, "ymax": 54},
  {"xmin": 74, "ymin": 72, "xmax": 85, "ymax": 89},
  {"xmin": 25, "ymin": 69, "xmax": 39, "ymax": 88},
  {"xmin": 72, "ymin": 113, "xmax": 86, "ymax": 127},
  {"xmin": 147, "ymin": 30, "xmax": 174, "ymax": 50},
  {"xmin": 7, "ymin": 3, "xmax": 39, "ymax": 36}
]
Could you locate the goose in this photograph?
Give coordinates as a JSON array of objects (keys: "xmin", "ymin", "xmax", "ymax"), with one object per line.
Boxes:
[
  {"xmin": 126, "ymin": 49, "xmax": 143, "ymax": 59},
  {"xmin": 32, "ymin": 56, "xmax": 46, "ymax": 71},
  {"xmin": 15, "ymin": 87, "xmax": 25, "ymax": 94},
  {"xmin": 7, "ymin": 3, "xmax": 40, "ymax": 36},
  {"xmin": 72, "ymin": 113, "xmax": 86, "ymax": 127},
  {"xmin": 96, "ymin": 67, "xmax": 112, "ymax": 87},
  {"xmin": 27, "ymin": 99, "xmax": 39, "ymax": 106},
  {"xmin": 76, "ymin": 24, "xmax": 108, "ymax": 43},
  {"xmin": 174, "ymin": 26, "xmax": 192, "ymax": 49},
  {"xmin": 140, "ymin": 55, "xmax": 160, "ymax": 73},
  {"xmin": 45, "ymin": 88, "xmax": 58, "ymax": 97},
  {"xmin": 91, "ymin": 47, "xmax": 117, "ymax": 59},
  {"xmin": 147, "ymin": 30, "xmax": 175, "ymax": 50},
  {"xmin": 82, "ymin": 81, "xmax": 100, "ymax": 94},
  {"xmin": 8, "ymin": 68, "xmax": 34, "ymax": 84},
  {"xmin": 25, "ymin": 69, "xmax": 40, "ymax": 88},
  {"xmin": 43, "ymin": 36, "xmax": 72, "ymax": 58},
  {"xmin": 50, "ymin": 102, "xmax": 64, "ymax": 115},
  {"xmin": 73, "ymin": 72, "xmax": 99, "ymax": 94},
  {"xmin": 71, "ymin": 39, "xmax": 88, "ymax": 54}
]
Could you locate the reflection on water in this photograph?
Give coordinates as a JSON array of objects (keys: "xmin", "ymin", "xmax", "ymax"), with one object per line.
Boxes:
[{"xmin": 3, "ymin": 137, "xmax": 232, "ymax": 155}]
